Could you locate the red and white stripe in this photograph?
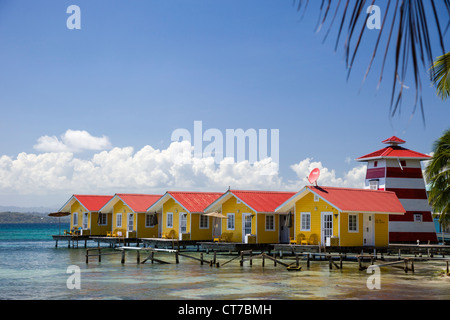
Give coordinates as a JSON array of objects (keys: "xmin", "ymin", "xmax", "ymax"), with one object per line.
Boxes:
[{"xmin": 364, "ymin": 159, "xmax": 437, "ymax": 243}]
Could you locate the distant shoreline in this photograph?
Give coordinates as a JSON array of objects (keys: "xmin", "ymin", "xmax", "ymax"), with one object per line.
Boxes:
[{"xmin": 0, "ymin": 211, "xmax": 69, "ymax": 224}]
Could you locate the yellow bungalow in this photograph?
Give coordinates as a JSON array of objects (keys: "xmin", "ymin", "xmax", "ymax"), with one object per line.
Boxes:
[
  {"xmin": 203, "ymin": 190, "xmax": 296, "ymax": 244},
  {"xmin": 99, "ymin": 194, "xmax": 162, "ymax": 238},
  {"xmin": 58, "ymin": 194, "xmax": 113, "ymax": 236},
  {"xmin": 147, "ymin": 191, "xmax": 223, "ymax": 241},
  {"xmin": 275, "ymin": 186, "xmax": 405, "ymax": 247}
]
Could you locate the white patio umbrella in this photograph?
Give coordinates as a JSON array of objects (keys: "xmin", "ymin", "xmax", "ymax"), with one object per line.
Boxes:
[{"xmin": 203, "ymin": 212, "xmax": 227, "ymax": 240}]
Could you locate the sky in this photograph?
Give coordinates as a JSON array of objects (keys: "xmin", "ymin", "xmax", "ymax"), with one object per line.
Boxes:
[{"xmin": 0, "ymin": 0, "xmax": 448, "ymax": 209}]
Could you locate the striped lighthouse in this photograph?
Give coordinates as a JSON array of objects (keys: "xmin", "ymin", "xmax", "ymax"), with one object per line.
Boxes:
[{"xmin": 356, "ymin": 136, "xmax": 437, "ymax": 243}]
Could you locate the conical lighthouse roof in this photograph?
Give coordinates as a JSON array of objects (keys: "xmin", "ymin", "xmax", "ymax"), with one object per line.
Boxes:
[
  {"xmin": 356, "ymin": 137, "xmax": 431, "ymax": 162},
  {"xmin": 381, "ymin": 136, "xmax": 406, "ymax": 145}
]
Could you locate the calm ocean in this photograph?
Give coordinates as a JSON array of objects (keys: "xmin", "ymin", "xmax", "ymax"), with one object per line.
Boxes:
[{"xmin": 0, "ymin": 223, "xmax": 449, "ymax": 301}]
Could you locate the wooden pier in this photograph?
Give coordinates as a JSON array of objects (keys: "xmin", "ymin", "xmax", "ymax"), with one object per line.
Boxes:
[
  {"xmin": 52, "ymin": 234, "xmax": 91, "ymax": 248},
  {"xmin": 82, "ymin": 244, "xmax": 450, "ymax": 276},
  {"xmin": 200, "ymin": 242, "xmax": 273, "ymax": 253},
  {"xmin": 90, "ymin": 236, "xmax": 141, "ymax": 248},
  {"xmin": 140, "ymin": 238, "xmax": 207, "ymax": 251}
]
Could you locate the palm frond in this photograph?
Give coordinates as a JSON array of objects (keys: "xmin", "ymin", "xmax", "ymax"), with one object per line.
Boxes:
[
  {"xmin": 425, "ymin": 129, "xmax": 450, "ymax": 217},
  {"xmin": 431, "ymin": 52, "xmax": 450, "ymax": 100},
  {"xmin": 293, "ymin": 0, "xmax": 450, "ymax": 120}
]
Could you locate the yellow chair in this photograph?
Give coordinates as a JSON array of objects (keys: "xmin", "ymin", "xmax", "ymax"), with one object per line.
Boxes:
[
  {"xmin": 214, "ymin": 232, "xmax": 233, "ymax": 242},
  {"xmin": 106, "ymin": 231, "xmax": 112, "ymax": 237},
  {"xmin": 298, "ymin": 233, "xmax": 308, "ymax": 245},
  {"xmin": 308, "ymin": 233, "xmax": 319, "ymax": 245},
  {"xmin": 162, "ymin": 229, "xmax": 177, "ymax": 239},
  {"xmin": 111, "ymin": 228, "xmax": 125, "ymax": 238}
]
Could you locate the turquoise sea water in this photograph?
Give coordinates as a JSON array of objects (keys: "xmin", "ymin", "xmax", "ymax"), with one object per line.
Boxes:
[{"xmin": 0, "ymin": 223, "xmax": 449, "ymax": 301}]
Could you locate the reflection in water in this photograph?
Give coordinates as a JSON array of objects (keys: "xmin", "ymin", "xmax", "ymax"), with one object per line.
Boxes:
[{"xmin": 58, "ymin": 250, "xmax": 450, "ymax": 300}]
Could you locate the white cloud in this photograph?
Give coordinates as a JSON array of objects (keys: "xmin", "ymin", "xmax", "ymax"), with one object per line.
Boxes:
[
  {"xmin": 0, "ymin": 133, "xmax": 369, "ymax": 201},
  {"xmin": 33, "ymin": 130, "xmax": 111, "ymax": 153},
  {"xmin": 289, "ymin": 158, "xmax": 366, "ymax": 189}
]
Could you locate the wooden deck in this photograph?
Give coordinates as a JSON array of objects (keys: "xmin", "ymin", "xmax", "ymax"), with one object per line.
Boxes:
[
  {"xmin": 52, "ymin": 234, "xmax": 91, "ymax": 248},
  {"xmin": 200, "ymin": 241, "xmax": 274, "ymax": 253},
  {"xmin": 90, "ymin": 236, "xmax": 141, "ymax": 247},
  {"xmin": 141, "ymin": 238, "xmax": 211, "ymax": 250}
]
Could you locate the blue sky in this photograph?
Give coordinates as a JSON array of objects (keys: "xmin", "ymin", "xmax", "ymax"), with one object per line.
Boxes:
[{"xmin": 0, "ymin": 0, "xmax": 448, "ymax": 208}]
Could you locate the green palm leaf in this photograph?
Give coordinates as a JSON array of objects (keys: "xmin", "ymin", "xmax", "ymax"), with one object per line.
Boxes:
[
  {"xmin": 431, "ymin": 52, "xmax": 450, "ymax": 101},
  {"xmin": 425, "ymin": 129, "xmax": 450, "ymax": 224},
  {"xmin": 293, "ymin": 0, "xmax": 450, "ymax": 121}
]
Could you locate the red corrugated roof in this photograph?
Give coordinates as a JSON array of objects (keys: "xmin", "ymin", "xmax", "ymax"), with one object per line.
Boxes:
[
  {"xmin": 168, "ymin": 192, "xmax": 223, "ymax": 212},
  {"xmin": 356, "ymin": 146, "xmax": 431, "ymax": 161},
  {"xmin": 116, "ymin": 194, "xmax": 163, "ymax": 212},
  {"xmin": 307, "ymin": 186, "xmax": 405, "ymax": 214},
  {"xmin": 73, "ymin": 195, "xmax": 113, "ymax": 211},
  {"xmin": 231, "ymin": 190, "xmax": 297, "ymax": 213}
]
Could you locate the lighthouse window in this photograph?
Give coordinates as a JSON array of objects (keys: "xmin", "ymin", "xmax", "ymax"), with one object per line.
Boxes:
[
  {"xmin": 369, "ymin": 180, "xmax": 379, "ymax": 190},
  {"xmin": 400, "ymin": 160, "xmax": 407, "ymax": 167},
  {"xmin": 414, "ymin": 213, "xmax": 423, "ymax": 223},
  {"xmin": 373, "ymin": 161, "xmax": 378, "ymax": 167}
]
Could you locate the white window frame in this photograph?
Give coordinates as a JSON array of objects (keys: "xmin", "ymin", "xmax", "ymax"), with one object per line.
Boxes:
[
  {"xmin": 179, "ymin": 212, "xmax": 187, "ymax": 234},
  {"xmin": 265, "ymin": 215, "xmax": 275, "ymax": 231},
  {"xmin": 145, "ymin": 213, "xmax": 155, "ymax": 228},
  {"xmin": 199, "ymin": 215, "xmax": 209, "ymax": 229},
  {"xmin": 348, "ymin": 214, "xmax": 359, "ymax": 233},
  {"xmin": 300, "ymin": 212, "xmax": 311, "ymax": 231},
  {"xmin": 116, "ymin": 213, "xmax": 122, "ymax": 228},
  {"xmin": 314, "ymin": 194, "xmax": 320, "ymax": 202},
  {"xmin": 73, "ymin": 212, "xmax": 78, "ymax": 226},
  {"xmin": 414, "ymin": 213, "xmax": 423, "ymax": 223},
  {"xmin": 167, "ymin": 212, "xmax": 173, "ymax": 228},
  {"xmin": 227, "ymin": 213, "xmax": 235, "ymax": 230},
  {"xmin": 128, "ymin": 213, "xmax": 134, "ymax": 232}
]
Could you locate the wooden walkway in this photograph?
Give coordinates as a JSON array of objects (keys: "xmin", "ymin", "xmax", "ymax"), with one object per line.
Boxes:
[
  {"xmin": 52, "ymin": 234, "xmax": 91, "ymax": 248},
  {"xmin": 200, "ymin": 242, "xmax": 274, "ymax": 253},
  {"xmin": 140, "ymin": 238, "xmax": 207, "ymax": 251},
  {"xmin": 83, "ymin": 245, "xmax": 450, "ymax": 276}
]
